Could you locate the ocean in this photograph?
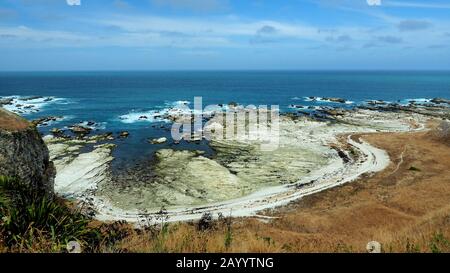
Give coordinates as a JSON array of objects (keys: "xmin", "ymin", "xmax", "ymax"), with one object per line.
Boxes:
[{"xmin": 1, "ymin": 71, "xmax": 449, "ymax": 168}]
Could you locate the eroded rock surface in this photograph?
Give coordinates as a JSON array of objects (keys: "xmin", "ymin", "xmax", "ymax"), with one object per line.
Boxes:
[{"xmin": 0, "ymin": 108, "xmax": 55, "ymax": 193}]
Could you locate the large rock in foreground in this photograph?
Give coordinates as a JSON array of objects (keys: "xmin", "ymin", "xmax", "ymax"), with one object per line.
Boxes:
[{"xmin": 0, "ymin": 108, "xmax": 55, "ymax": 193}]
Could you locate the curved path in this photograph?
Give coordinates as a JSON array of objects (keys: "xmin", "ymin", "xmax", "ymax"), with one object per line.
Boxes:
[{"xmin": 90, "ymin": 134, "xmax": 390, "ymax": 224}]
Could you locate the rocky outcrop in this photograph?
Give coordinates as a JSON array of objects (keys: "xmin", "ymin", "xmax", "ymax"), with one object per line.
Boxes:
[
  {"xmin": 0, "ymin": 98, "xmax": 13, "ymax": 106},
  {"xmin": 149, "ymin": 137, "xmax": 167, "ymax": 144},
  {"xmin": 69, "ymin": 125, "xmax": 92, "ymax": 136},
  {"xmin": 323, "ymin": 97, "xmax": 346, "ymax": 104},
  {"xmin": 431, "ymin": 98, "xmax": 450, "ymax": 104},
  {"xmin": 0, "ymin": 108, "xmax": 55, "ymax": 193}
]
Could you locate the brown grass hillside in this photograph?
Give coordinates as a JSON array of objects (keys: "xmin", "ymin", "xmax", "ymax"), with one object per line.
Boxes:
[
  {"xmin": 2, "ymin": 121, "xmax": 450, "ymax": 253},
  {"xmin": 115, "ymin": 122, "xmax": 450, "ymax": 253},
  {"xmin": 0, "ymin": 108, "xmax": 31, "ymax": 131}
]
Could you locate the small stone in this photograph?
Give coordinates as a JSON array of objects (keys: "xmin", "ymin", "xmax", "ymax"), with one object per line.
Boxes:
[
  {"xmin": 149, "ymin": 137, "xmax": 167, "ymax": 144},
  {"xmin": 366, "ymin": 241, "xmax": 381, "ymax": 253},
  {"xmin": 67, "ymin": 241, "xmax": 82, "ymax": 254},
  {"xmin": 119, "ymin": 131, "xmax": 130, "ymax": 138}
]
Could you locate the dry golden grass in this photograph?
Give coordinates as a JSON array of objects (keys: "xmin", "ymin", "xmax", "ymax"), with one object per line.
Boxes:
[
  {"xmin": 2, "ymin": 120, "xmax": 449, "ymax": 253},
  {"xmin": 113, "ymin": 121, "xmax": 450, "ymax": 253},
  {"xmin": 0, "ymin": 108, "xmax": 31, "ymax": 131}
]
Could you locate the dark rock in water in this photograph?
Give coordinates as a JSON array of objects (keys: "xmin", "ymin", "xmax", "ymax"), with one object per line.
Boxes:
[
  {"xmin": 31, "ymin": 116, "xmax": 61, "ymax": 127},
  {"xmin": 320, "ymin": 108, "xmax": 346, "ymax": 117},
  {"xmin": 50, "ymin": 128, "xmax": 64, "ymax": 137},
  {"xmin": 367, "ymin": 100, "xmax": 386, "ymax": 106},
  {"xmin": 308, "ymin": 106, "xmax": 315, "ymax": 109},
  {"xmin": 119, "ymin": 131, "xmax": 130, "ymax": 138},
  {"xmin": 0, "ymin": 98, "xmax": 14, "ymax": 105},
  {"xmin": 105, "ymin": 132, "xmax": 114, "ymax": 138},
  {"xmin": 297, "ymin": 110, "xmax": 311, "ymax": 116},
  {"xmin": 139, "ymin": 116, "xmax": 148, "ymax": 120},
  {"xmin": 43, "ymin": 97, "xmax": 53, "ymax": 102},
  {"xmin": 324, "ymin": 97, "xmax": 346, "ymax": 104},
  {"xmin": 86, "ymin": 121, "xmax": 96, "ymax": 126},
  {"xmin": 290, "ymin": 104, "xmax": 304, "ymax": 109},
  {"xmin": 93, "ymin": 132, "xmax": 114, "ymax": 141},
  {"xmin": 23, "ymin": 105, "xmax": 34, "ymax": 109},
  {"xmin": 0, "ymin": 108, "xmax": 55, "ymax": 194},
  {"xmin": 22, "ymin": 96, "xmax": 43, "ymax": 101},
  {"xmin": 431, "ymin": 98, "xmax": 450, "ymax": 104},
  {"xmin": 69, "ymin": 125, "xmax": 92, "ymax": 136},
  {"xmin": 149, "ymin": 137, "xmax": 167, "ymax": 144},
  {"xmin": 50, "ymin": 128, "xmax": 62, "ymax": 134}
]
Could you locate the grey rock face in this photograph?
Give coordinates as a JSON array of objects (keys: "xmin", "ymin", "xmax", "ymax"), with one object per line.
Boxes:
[{"xmin": 0, "ymin": 109, "xmax": 55, "ymax": 193}]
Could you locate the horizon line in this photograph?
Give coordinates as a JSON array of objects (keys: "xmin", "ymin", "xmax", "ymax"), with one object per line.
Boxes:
[{"xmin": 1, "ymin": 69, "xmax": 450, "ymax": 73}]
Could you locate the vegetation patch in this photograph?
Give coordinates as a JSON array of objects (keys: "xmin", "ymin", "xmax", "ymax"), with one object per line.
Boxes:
[{"xmin": 408, "ymin": 166, "xmax": 421, "ymax": 171}]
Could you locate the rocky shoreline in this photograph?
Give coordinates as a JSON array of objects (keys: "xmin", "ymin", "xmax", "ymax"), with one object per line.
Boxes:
[
  {"xmin": 38, "ymin": 98, "xmax": 450, "ymax": 225},
  {"xmin": 3, "ymin": 94, "xmax": 448, "ymax": 224}
]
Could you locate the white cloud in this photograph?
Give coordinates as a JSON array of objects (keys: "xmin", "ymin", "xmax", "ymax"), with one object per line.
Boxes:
[
  {"xmin": 96, "ymin": 15, "xmax": 319, "ymax": 40},
  {"xmin": 385, "ymin": 1, "xmax": 450, "ymax": 9},
  {"xmin": 0, "ymin": 25, "xmax": 88, "ymax": 44},
  {"xmin": 151, "ymin": 0, "xmax": 228, "ymax": 13},
  {"xmin": 367, "ymin": 0, "xmax": 382, "ymax": 6},
  {"xmin": 1, "ymin": 12, "xmax": 449, "ymax": 52},
  {"xmin": 66, "ymin": 0, "xmax": 81, "ymax": 6}
]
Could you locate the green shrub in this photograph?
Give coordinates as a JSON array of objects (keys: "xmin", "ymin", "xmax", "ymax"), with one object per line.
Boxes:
[
  {"xmin": 429, "ymin": 232, "xmax": 450, "ymax": 253},
  {"xmin": 0, "ymin": 176, "xmax": 100, "ymax": 252},
  {"xmin": 408, "ymin": 166, "xmax": 421, "ymax": 172}
]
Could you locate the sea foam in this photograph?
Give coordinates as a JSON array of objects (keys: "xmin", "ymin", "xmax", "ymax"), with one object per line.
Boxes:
[{"xmin": 1, "ymin": 95, "xmax": 70, "ymax": 115}]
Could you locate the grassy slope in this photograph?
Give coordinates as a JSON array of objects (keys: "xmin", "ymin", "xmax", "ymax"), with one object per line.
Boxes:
[
  {"xmin": 1, "ymin": 122, "xmax": 450, "ymax": 253},
  {"xmin": 115, "ymin": 123, "xmax": 450, "ymax": 253},
  {"xmin": 0, "ymin": 108, "xmax": 31, "ymax": 131}
]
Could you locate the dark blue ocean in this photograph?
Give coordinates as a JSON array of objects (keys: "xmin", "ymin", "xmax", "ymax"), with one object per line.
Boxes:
[{"xmin": 1, "ymin": 71, "xmax": 449, "ymax": 168}]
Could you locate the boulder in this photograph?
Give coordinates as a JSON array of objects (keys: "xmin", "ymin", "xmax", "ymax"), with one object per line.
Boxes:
[
  {"xmin": 149, "ymin": 137, "xmax": 167, "ymax": 144},
  {"xmin": 21, "ymin": 96, "xmax": 43, "ymax": 101},
  {"xmin": 119, "ymin": 131, "xmax": 130, "ymax": 138},
  {"xmin": 69, "ymin": 125, "xmax": 92, "ymax": 136},
  {"xmin": 431, "ymin": 98, "xmax": 450, "ymax": 104},
  {"xmin": 324, "ymin": 97, "xmax": 347, "ymax": 104},
  {"xmin": 0, "ymin": 98, "xmax": 14, "ymax": 106},
  {"xmin": 31, "ymin": 116, "xmax": 61, "ymax": 127},
  {"xmin": 50, "ymin": 128, "xmax": 64, "ymax": 137},
  {"xmin": 367, "ymin": 100, "xmax": 386, "ymax": 106},
  {"xmin": 0, "ymin": 108, "xmax": 55, "ymax": 193}
]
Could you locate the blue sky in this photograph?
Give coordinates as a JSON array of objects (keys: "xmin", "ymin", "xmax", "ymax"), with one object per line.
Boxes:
[{"xmin": 0, "ymin": 0, "xmax": 449, "ymax": 70}]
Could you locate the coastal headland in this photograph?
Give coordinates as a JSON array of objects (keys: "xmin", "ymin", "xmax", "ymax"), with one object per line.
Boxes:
[
  {"xmin": 1, "ymin": 96, "xmax": 450, "ymax": 252},
  {"xmin": 39, "ymin": 100, "xmax": 450, "ymax": 227}
]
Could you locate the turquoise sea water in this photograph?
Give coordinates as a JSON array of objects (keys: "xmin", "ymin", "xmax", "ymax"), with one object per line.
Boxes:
[{"xmin": 1, "ymin": 71, "xmax": 449, "ymax": 167}]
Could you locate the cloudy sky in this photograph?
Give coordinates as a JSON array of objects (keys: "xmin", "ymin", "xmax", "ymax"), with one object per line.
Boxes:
[{"xmin": 0, "ymin": 0, "xmax": 449, "ymax": 70}]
